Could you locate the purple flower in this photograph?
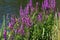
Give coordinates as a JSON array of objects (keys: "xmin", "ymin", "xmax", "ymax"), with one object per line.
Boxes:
[
  {"xmin": 29, "ymin": 0, "xmax": 35, "ymax": 14},
  {"xmin": 3, "ymin": 28, "xmax": 7, "ymax": 40},
  {"xmin": 17, "ymin": 18, "xmax": 20, "ymax": 22},
  {"xmin": 37, "ymin": 13, "xmax": 42, "ymax": 21},
  {"xmin": 8, "ymin": 22, "xmax": 14, "ymax": 29},
  {"xmin": 25, "ymin": 16, "xmax": 32, "ymax": 27},
  {"xmin": 36, "ymin": 2, "xmax": 39, "ymax": 10},
  {"xmin": 11, "ymin": 17, "xmax": 16, "ymax": 24},
  {"xmin": 8, "ymin": 17, "xmax": 16, "ymax": 29},
  {"xmin": 49, "ymin": 0, "xmax": 56, "ymax": 9},
  {"xmin": 42, "ymin": 0, "xmax": 56, "ymax": 10},
  {"xmin": 44, "ymin": 0, "xmax": 49, "ymax": 9},
  {"xmin": 19, "ymin": 5, "xmax": 24, "ymax": 17},
  {"xmin": 21, "ymin": 16, "xmax": 32, "ymax": 27},
  {"xmin": 29, "ymin": 0, "xmax": 32, "ymax": 7},
  {"xmin": 18, "ymin": 24, "xmax": 24, "ymax": 35},
  {"xmin": 24, "ymin": 4, "xmax": 29, "ymax": 15},
  {"xmin": 21, "ymin": 17, "xmax": 26, "ymax": 24}
]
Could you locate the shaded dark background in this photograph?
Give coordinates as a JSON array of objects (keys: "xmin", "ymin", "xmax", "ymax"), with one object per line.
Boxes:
[
  {"xmin": 0, "ymin": 0, "xmax": 43, "ymax": 16},
  {"xmin": 0, "ymin": 0, "xmax": 59, "ymax": 16}
]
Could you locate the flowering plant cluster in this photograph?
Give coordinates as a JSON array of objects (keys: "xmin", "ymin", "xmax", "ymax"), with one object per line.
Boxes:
[{"xmin": 0, "ymin": 0, "xmax": 59, "ymax": 40}]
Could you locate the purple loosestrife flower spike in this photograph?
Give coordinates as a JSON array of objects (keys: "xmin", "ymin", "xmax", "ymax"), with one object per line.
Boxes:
[
  {"xmin": 49, "ymin": 0, "xmax": 56, "ymax": 9},
  {"xmin": 21, "ymin": 16, "xmax": 32, "ymax": 27},
  {"xmin": 42, "ymin": 0, "xmax": 56, "ymax": 10},
  {"xmin": 3, "ymin": 28, "xmax": 7, "ymax": 40},
  {"xmin": 8, "ymin": 22, "xmax": 14, "ymax": 29},
  {"xmin": 38, "ymin": 13, "xmax": 42, "ymax": 21},
  {"xmin": 18, "ymin": 18, "xmax": 20, "ymax": 22},
  {"xmin": 42, "ymin": 0, "xmax": 49, "ymax": 10},
  {"xmin": 31, "ymin": 7, "xmax": 34, "ymax": 12},
  {"xmin": 11, "ymin": 17, "xmax": 15, "ymax": 22},
  {"xmin": 18, "ymin": 24, "xmax": 24, "ymax": 35},
  {"xmin": 21, "ymin": 17, "xmax": 26, "ymax": 24},
  {"xmin": 11, "ymin": 17, "xmax": 16, "ymax": 24},
  {"xmin": 29, "ymin": 0, "xmax": 32, "ymax": 7},
  {"xmin": 20, "ymin": 5, "xmax": 24, "ymax": 17},
  {"xmin": 8, "ymin": 17, "xmax": 16, "ymax": 29},
  {"xmin": 29, "ymin": 0, "xmax": 34, "ymax": 14},
  {"xmin": 24, "ymin": 4, "xmax": 29, "ymax": 15},
  {"xmin": 36, "ymin": 2, "xmax": 39, "ymax": 11},
  {"xmin": 25, "ymin": 16, "xmax": 32, "ymax": 27}
]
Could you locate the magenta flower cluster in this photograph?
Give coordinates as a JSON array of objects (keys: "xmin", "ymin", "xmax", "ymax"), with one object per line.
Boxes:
[
  {"xmin": 3, "ymin": 0, "xmax": 56, "ymax": 40},
  {"xmin": 42, "ymin": 0, "xmax": 56, "ymax": 10},
  {"xmin": 3, "ymin": 28, "xmax": 7, "ymax": 40},
  {"xmin": 8, "ymin": 17, "xmax": 16, "ymax": 29}
]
